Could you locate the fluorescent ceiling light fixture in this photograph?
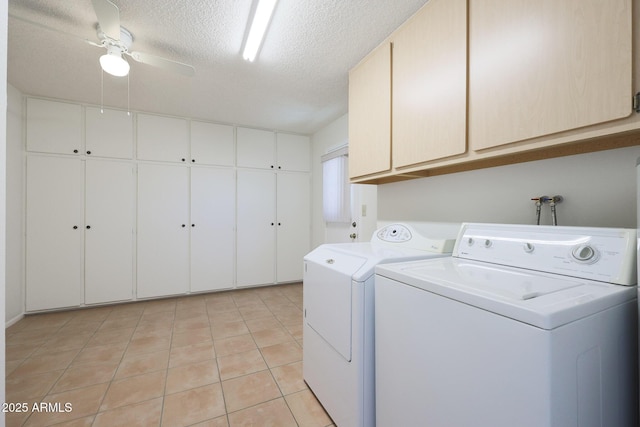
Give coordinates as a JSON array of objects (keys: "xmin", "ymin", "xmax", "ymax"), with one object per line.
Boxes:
[
  {"xmin": 243, "ymin": 0, "xmax": 278, "ymax": 61},
  {"xmin": 100, "ymin": 45, "xmax": 130, "ymax": 76}
]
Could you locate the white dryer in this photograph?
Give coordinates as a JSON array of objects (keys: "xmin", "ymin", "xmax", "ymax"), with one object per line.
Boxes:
[
  {"xmin": 375, "ymin": 223, "xmax": 638, "ymax": 427},
  {"xmin": 303, "ymin": 222, "xmax": 459, "ymax": 427}
]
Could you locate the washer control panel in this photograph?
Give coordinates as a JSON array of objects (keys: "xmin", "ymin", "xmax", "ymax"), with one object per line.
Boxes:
[
  {"xmin": 376, "ymin": 224, "xmax": 412, "ymax": 243},
  {"xmin": 454, "ymin": 223, "xmax": 637, "ymax": 285},
  {"xmin": 371, "ymin": 223, "xmax": 456, "ymax": 254}
]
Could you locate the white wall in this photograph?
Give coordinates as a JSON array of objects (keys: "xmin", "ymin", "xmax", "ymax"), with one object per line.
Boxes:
[
  {"xmin": 1, "ymin": 0, "xmax": 8, "ymax": 419},
  {"xmin": 378, "ymin": 145, "xmax": 640, "ymax": 228},
  {"xmin": 6, "ymin": 84, "xmax": 23, "ymax": 325}
]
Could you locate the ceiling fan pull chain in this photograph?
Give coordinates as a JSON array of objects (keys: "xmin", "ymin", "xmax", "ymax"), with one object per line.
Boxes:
[{"xmin": 100, "ymin": 68, "xmax": 104, "ymax": 114}]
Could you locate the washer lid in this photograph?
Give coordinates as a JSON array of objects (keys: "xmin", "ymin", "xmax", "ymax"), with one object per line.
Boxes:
[{"xmin": 375, "ymin": 257, "xmax": 637, "ymax": 330}]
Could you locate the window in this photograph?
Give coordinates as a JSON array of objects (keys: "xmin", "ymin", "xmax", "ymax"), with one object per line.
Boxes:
[{"xmin": 321, "ymin": 146, "xmax": 350, "ymax": 223}]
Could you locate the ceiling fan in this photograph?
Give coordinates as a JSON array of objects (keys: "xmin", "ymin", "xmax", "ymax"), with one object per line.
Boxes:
[
  {"xmin": 11, "ymin": 0, "xmax": 195, "ymax": 78},
  {"xmin": 88, "ymin": 0, "xmax": 195, "ymax": 77}
]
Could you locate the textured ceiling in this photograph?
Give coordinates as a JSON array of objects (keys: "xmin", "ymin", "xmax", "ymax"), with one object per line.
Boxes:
[{"xmin": 8, "ymin": 0, "xmax": 428, "ymax": 135}]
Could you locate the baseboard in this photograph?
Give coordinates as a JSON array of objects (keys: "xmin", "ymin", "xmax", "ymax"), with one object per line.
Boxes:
[{"xmin": 6, "ymin": 313, "xmax": 24, "ymax": 328}]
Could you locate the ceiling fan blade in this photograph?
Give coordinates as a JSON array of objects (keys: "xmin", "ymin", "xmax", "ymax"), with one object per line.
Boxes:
[
  {"xmin": 129, "ymin": 51, "xmax": 196, "ymax": 77},
  {"xmin": 91, "ymin": 0, "xmax": 121, "ymax": 40},
  {"xmin": 9, "ymin": 14, "xmax": 103, "ymax": 48}
]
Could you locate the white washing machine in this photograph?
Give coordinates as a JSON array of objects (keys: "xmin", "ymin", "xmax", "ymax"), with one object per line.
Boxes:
[
  {"xmin": 375, "ymin": 223, "xmax": 638, "ymax": 427},
  {"xmin": 303, "ymin": 222, "xmax": 459, "ymax": 427}
]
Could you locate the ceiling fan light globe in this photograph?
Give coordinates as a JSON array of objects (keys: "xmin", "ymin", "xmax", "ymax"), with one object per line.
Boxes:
[{"xmin": 99, "ymin": 52, "xmax": 130, "ymax": 77}]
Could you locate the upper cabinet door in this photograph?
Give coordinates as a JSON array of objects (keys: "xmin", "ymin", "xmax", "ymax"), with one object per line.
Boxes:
[
  {"xmin": 137, "ymin": 113, "xmax": 189, "ymax": 163},
  {"xmin": 392, "ymin": 0, "xmax": 467, "ymax": 168},
  {"xmin": 276, "ymin": 133, "xmax": 310, "ymax": 172},
  {"xmin": 190, "ymin": 121, "xmax": 235, "ymax": 166},
  {"xmin": 469, "ymin": 0, "xmax": 632, "ymax": 150},
  {"xmin": 85, "ymin": 107, "xmax": 133, "ymax": 159},
  {"xmin": 237, "ymin": 127, "xmax": 276, "ymax": 169},
  {"xmin": 26, "ymin": 98, "xmax": 82, "ymax": 155},
  {"xmin": 348, "ymin": 42, "xmax": 392, "ymax": 179}
]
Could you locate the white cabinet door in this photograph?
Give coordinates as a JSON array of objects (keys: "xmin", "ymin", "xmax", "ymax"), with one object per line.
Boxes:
[
  {"xmin": 237, "ymin": 169, "xmax": 276, "ymax": 287},
  {"xmin": 26, "ymin": 98, "xmax": 82, "ymax": 155},
  {"xmin": 276, "ymin": 133, "xmax": 310, "ymax": 172},
  {"xmin": 190, "ymin": 167, "xmax": 235, "ymax": 292},
  {"xmin": 85, "ymin": 160, "xmax": 135, "ymax": 304},
  {"xmin": 137, "ymin": 114, "xmax": 189, "ymax": 163},
  {"xmin": 276, "ymin": 172, "xmax": 310, "ymax": 283},
  {"xmin": 137, "ymin": 163, "xmax": 190, "ymax": 298},
  {"xmin": 26, "ymin": 155, "xmax": 83, "ymax": 311},
  {"xmin": 191, "ymin": 121, "xmax": 235, "ymax": 166},
  {"xmin": 237, "ymin": 127, "xmax": 276, "ymax": 169},
  {"xmin": 85, "ymin": 107, "xmax": 133, "ymax": 159}
]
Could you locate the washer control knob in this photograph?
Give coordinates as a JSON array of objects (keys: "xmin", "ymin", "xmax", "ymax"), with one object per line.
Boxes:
[
  {"xmin": 524, "ymin": 242, "xmax": 535, "ymax": 253},
  {"xmin": 484, "ymin": 239, "xmax": 492, "ymax": 248},
  {"xmin": 572, "ymin": 245, "xmax": 596, "ymax": 262},
  {"xmin": 467, "ymin": 238, "xmax": 474, "ymax": 246}
]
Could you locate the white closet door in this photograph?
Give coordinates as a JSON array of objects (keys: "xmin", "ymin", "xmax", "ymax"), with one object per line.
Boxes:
[
  {"xmin": 85, "ymin": 107, "xmax": 133, "ymax": 159},
  {"xmin": 276, "ymin": 172, "xmax": 311, "ymax": 283},
  {"xmin": 137, "ymin": 163, "xmax": 189, "ymax": 298},
  {"xmin": 237, "ymin": 169, "xmax": 276, "ymax": 287},
  {"xmin": 276, "ymin": 133, "xmax": 310, "ymax": 172},
  {"xmin": 84, "ymin": 160, "xmax": 135, "ymax": 304},
  {"xmin": 190, "ymin": 121, "xmax": 235, "ymax": 166},
  {"xmin": 26, "ymin": 98, "xmax": 82, "ymax": 155},
  {"xmin": 26, "ymin": 155, "xmax": 83, "ymax": 311},
  {"xmin": 190, "ymin": 167, "xmax": 235, "ymax": 292},
  {"xmin": 137, "ymin": 114, "xmax": 189, "ymax": 163},
  {"xmin": 236, "ymin": 127, "xmax": 276, "ymax": 169}
]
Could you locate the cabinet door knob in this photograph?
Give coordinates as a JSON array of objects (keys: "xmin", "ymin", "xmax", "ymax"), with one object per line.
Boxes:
[
  {"xmin": 86, "ymin": 225, "xmax": 91, "ymax": 229},
  {"xmin": 278, "ymin": 166, "xmax": 281, "ymax": 169},
  {"xmin": 181, "ymin": 158, "xmax": 186, "ymax": 162},
  {"xmin": 271, "ymin": 222, "xmax": 274, "ymax": 226},
  {"xmin": 86, "ymin": 151, "xmax": 91, "ymax": 155},
  {"xmin": 73, "ymin": 149, "xmax": 78, "ymax": 154},
  {"xmin": 191, "ymin": 224, "xmax": 195, "ymax": 227},
  {"xmin": 278, "ymin": 222, "xmax": 281, "ymax": 226},
  {"xmin": 73, "ymin": 225, "xmax": 78, "ymax": 229},
  {"xmin": 270, "ymin": 165, "xmax": 274, "ymax": 169},
  {"xmin": 182, "ymin": 224, "xmax": 186, "ymax": 228},
  {"xmin": 191, "ymin": 159, "xmax": 195, "ymax": 163}
]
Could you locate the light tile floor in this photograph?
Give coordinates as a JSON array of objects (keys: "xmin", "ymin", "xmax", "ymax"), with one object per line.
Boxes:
[{"xmin": 6, "ymin": 283, "xmax": 334, "ymax": 427}]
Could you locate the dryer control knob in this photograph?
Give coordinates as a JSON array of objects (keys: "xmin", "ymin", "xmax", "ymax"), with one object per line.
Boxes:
[
  {"xmin": 484, "ymin": 239, "xmax": 492, "ymax": 248},
  {"xmin": 572, "ymin": 245, "xmax": 597, "ymax": 262},
  {"xmin": 524, "ymin": 243, "xmax": 535, "ymax": 253}
]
